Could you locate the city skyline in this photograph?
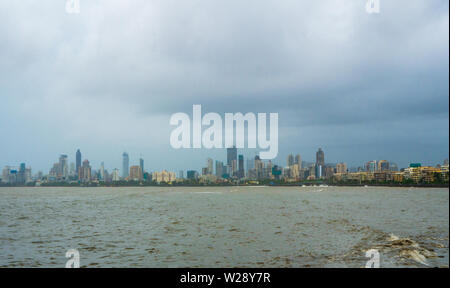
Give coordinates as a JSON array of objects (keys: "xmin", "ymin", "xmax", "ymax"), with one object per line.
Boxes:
[{"xmin": 1, "ymin": 146, "xmax": 448, "ymax": 181}]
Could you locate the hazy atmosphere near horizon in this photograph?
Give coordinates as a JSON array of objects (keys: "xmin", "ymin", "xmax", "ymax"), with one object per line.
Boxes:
[{"xmin": 0, "ymin": 0, "xmax": 448, "ymax": 172}]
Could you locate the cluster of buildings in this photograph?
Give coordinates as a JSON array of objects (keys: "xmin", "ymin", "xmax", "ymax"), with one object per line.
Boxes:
[
  {"xmin": 1, "ymin": 163, "xmax": 33, "ymax": 185},
  {"xmin": 187, "ymin": 147, "xmax": 347, "ymax": 183},
  {"xmin": 333, "ymin": 160, "xmax": 449, "ymax": 184},
  {"xmin": 1, "ymin": 148, "xmax": 448, "ymax": 186}
]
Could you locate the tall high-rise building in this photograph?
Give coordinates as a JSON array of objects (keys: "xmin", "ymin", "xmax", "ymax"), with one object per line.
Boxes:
[
  {"xmin": 76, "ymin": 149, "xmax": 81, "ymax": 177},
  {"xmin": 79, "ymin": 160, "xmax": 91, "ymax": 182},
  {"xmin": 295, "ymin": 154, "xmax": 302, "ymax": 169},
  {"xmin": 17, "ymin": 163, "xmax": 26, "ymax": 184},
  {"xmin": 139, "ymin": 158, "xmax": 144, "ymax": 176},
  {"xmin": 207, "ymin": 158, "xmax": 213, "ymax": 175},
  {"xmin": 130, "ymin": 165, "xmax": 142, "ymax": 181},
  {"xmin": 287, "ymin": 154, "xmax": 294, "ymax": 167},
  {"xmin": 238, "ymin": 155, "xmax": 244, "ymax": 178},
  {"xmin": 2, "ymin": 166, "xmax": 10, "ymax": 184},
  {"xmin": 227, "ymin": 146, "xmax": 237, "ymax": 167},
  {"xmin": 215, "ymin": 161, "xmax": 224, "ymax": 178},
  {"xmin": 246, "ymin": 159, "xmax": 254, "ymax": 173},
  {"xmin": 69, "ymin": 162, "xmax": 75, "ymax": 177},
  {"xmin": 316, "ymin": 148, "xmax": 325, "ymax": 166},
  {"xmin": 59, "ymin": 155, "xmax": 68, "ymax": 178},
  {"xmin": 100, "ymin": 162, "xmax": 105, "ymax": 180},
  {"xmin": 112, "ymin": 169, "xmax": 120, "ymax": 181},
  {"xmin": 122, "ymin": 152, "xmax": 129, "ymax": 178}
]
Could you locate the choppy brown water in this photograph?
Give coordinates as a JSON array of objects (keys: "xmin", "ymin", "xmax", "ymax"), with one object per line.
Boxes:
[{"xmin": 0, "ymin": 186, "xmax": 448, "ymax": 268}]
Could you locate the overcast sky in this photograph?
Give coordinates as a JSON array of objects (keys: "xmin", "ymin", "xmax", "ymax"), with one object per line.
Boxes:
[{"xmin": 0, "ymin": 0, "xmax": 448, "ymax": 173}]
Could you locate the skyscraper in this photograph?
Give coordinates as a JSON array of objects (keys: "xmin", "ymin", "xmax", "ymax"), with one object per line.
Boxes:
[
  {"xmin": 76, "ymin": 149, "xmax": 81, "ymax": 177},
  {"xmin": 227, "ymin": 146, "xmax": 237, "ymax": 167},
  {"xmin": 59, "ymin": 154, "xmax": 68, "ymax": 179},
  {"xmin": 100, "ymin": 162, "xmax": 105, "ymax": 180},
  {"xmin": 287, "ymin": 154, "xmax": 294, "ymax": 166},
  {"xmin": 316, "ymin": 148, "xmax": 325, "ymax": 166},
  {"xmin": 215, "ymin": 161, "xmax": 224, "ymax": 178},
  {"xmin": 139, "ymin": 158, "xmax": 144, "ymax": 176},
  {"xmin": 238, "ymin": 154, "xmax": 244, "ymax": 178},
  {"xmin": 295, "ymin": 154, "xmax": 302, "ymax": 169},
  {"xmin": 122, "ymin": 152, "xmax": 129, "ymax": 178},
  {"xmin": 130, "ymin": 165, "xmax": 142, "ymax": 181},
  {"xmin": 207, "ymin": 158, "xmax": 213, "ymax": 175},
  {"xmin": 79, "ymin": 159, "xmax": 91, "ymax": 182},
  {"xmin": 18, "ymin": 163, "xmax": 26, "ymax": 184}
]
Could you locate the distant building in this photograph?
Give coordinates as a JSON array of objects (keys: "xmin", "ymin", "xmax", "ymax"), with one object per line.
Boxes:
[
  {"xmin": 295, "ymin": 154, "xmax": 302, "ymax": 169},
  {"xmin": 316, "ymin": 148, "xmax": 325, "ymax": 167},
  {"xmin": 97, "ymin": 162, "xmax": 104, "ymax": 181},
  {"xmin": 207, "ymin": 158, "xmax": 213, "ymax": 175},
  {"xmin": 287, "ymin": 154, "xmax": 294, "ymax": 167},
  {"xmin": 378, "ymin": 160, "xmax": 389, "ymax": 171},
  {"xmin": 129, "ymin": 165, "xmax": 142, "ymax": 181},
  {"xmin": 2, "ymin": 166, "xmax": 10, "ymax": 183},
  {"xmin": 112, "ymin": 169, "xmax": 120, "ymax": 181},
  {"xmin": 17, "ymin": 163, "xmax": 26, "ymax": 184},
  {"xmin": 215, "ymin": 161, "xmax": 224, "ymax": 178},
  {"xmin": 122, "ymin": 152, "xmax": 129, "ymax": 178},
  {"xmin": 79, "ymin": 160, "xmax": 92, "ymax": 182},
  {"xmin": 365, "ymin": 160, "xmax": 377, "ymax": 173},
  {"xmin": 336, "ymin": 163, "xmax": 347, "ymax": 174},
  {"xmin": 238, "ymin": 155, "xmax": 244, "ymax": 178},
  {"xmin": 187, "ymin": 170, "xmax": 199, "ymax": 180},
  {"xmin": 76, "ymin": 149, "xmax": 81, "ymax": 177},
  {"xmin": 152, "ymin": 170, "xmax": 176, "ymax": 183},
  {"xmin": 227, "ymin": 146, "xmax": 237, "ymax": 167},
  {"xmin": 59, "ymin": 155, "xmax": 68, "ymax": 179},
  {"xmin": 139, "ymin": 158, "xmax": 144, "ymax": 176},
  {"xmin": 231, "ymin": 159, "xmax": 237, "ymax": 176}
]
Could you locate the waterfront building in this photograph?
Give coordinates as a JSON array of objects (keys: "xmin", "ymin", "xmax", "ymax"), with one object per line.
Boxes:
[
  {"xmin": 152, "ymin": 170, "xmax": 176, "ymax": 183},
  {"xmin": 316, "ymin": 148, "xmax": 325, "ymax": 167},
  {"xmin": 378, "ymin": 160, "xmax": 389, "ymax": 171},
  {"xmin": 112, "ymin": 169, "xmax": 120, "ymax": 181},
  {"xmin": 227, "ymin": 146, "xmax": 237, "ymax": 167},
  {"xmin": 129, "ymin": 165, "xmax": 142, "ymax": 181},
  {"xmin": 122, "ymin": 152, "xmax": 129, "ymax": 179},
  {"xmin": 238, "ymin": 155, "xmax": 244, "ymax": 178},
  {"xmin": 287, "ymin": 154, "xmax": 294, "ymax": 167},
  {"xmin": 215, "ymin": 161, "xmax": 224, "ymax": 178},
  {"xmin": 187, "ymin": 170, "xmax": 198, "ymax": 180},
  {"xmin": 59, "ymin": 155, "xmax": 68, "ymax": 179},
  {"xmin": 2, "ymin": 166, "xmax": 10, "ymax": 183},
  {"xmin": 76, "ymin": 149, "xmax": 81, "ymax": 177},
  {"xmin": 295, "ymin": 154, "xmax": 302, "ymax": 169},
  {"xmin": 336, "ymin": 163, "xmax": 347, "ymax": 174},
  {"xmin": 207, "ymin": 158, "xmax": 213, "ymax": 175},
  {"xmin": 365, "ymin": 160, "xmax": 377, "ymax": 173},
  {"xmin": 139, "ymin": 158, "xmax": 144, "ymax": 176},
  {"xmin": 79, "ymin": 160, "xmax": 92, "ymax": 183}
]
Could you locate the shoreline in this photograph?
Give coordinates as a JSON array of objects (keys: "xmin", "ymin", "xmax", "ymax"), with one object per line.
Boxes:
[{"xmin": 1, "ymin": 184, "xmax": 448, "ymax": 189}]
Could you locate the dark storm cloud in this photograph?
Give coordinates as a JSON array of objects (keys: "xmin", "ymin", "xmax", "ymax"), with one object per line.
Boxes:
[{"xmin": 0, "ymin": 0, "xmax": 448, "ymax": 172}]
